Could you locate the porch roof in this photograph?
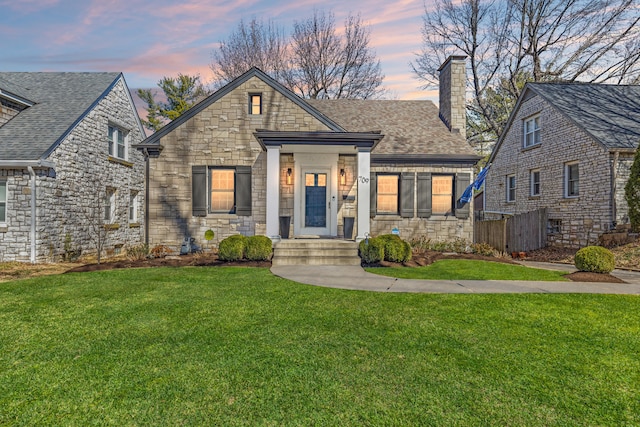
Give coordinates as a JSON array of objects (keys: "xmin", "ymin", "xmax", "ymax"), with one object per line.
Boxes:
[{"xmin": 253, "ymin": 130, "xmax": 383, "ymax": 154}]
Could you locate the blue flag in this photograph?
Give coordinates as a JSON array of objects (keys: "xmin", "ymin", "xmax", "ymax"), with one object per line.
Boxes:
[{"xmin": 460, "ymin": 164, "xmax": 491, "ymax": 204}]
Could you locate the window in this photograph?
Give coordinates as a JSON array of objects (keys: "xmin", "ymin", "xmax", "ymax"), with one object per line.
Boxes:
[
  {"xmin": 104, "ymin": 188, "xmax": 116, "ymax": 222},
  {"xmin": 376, "ymin": 174, "xmax": 399, "ymax": 214},
  {"xmin": 0, "ymin": 181, "xmax": 6, "ymax": 223},
  {"xmin": 210, "ymin": 168, "xmax": 236, "ymax": 213},
  {"xmin": 548, "ymin": 219, "xmax": 561, "ymax": 235},
  {"xmin": 506, "ymin": 175, "xmax": 516, "ymax": 202},
  {"xmin": 108, "ymin": 125, "xmax": 127, "ymax": 159},
  {"xmin": 129, "ymin": 191, "xmax": 138, "ymax": 223},
  {"xmin": 432, "ymin": 175, "xmax": 454, "ymax": 215},
  {"xmin": 523, "ymin": 115, "xmax": 541, "ymax": 148},
  {"xmin": 530, "ymin": 169, "xmax": 540, "ymax": 197},
  {"xmin": 249, "ymin": 94, "xmax": 262, "ymax": 115},
  {"xmin": 565, "ymin": 162, "xmax": 579, "ymax": 197}
]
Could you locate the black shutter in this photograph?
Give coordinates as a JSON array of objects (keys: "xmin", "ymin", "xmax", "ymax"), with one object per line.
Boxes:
[
  {"xmin": 192, "ymin": 166, "xmax": 207, "ymax": 216},
  {"xmin": 235, "ymin": 166, "xmax": 252, "ymax": 216},
  {"xmin": 400, "ymin": 172, "xmax": 415, "ymax": 218},
  {"xmin": 369, "ymin": 172, "xmax": 377, "ymax": 218},
  {"xmin": 455, "ymin": 172, "xmax": 471, "ymax": 219},
  {"xmin": 417, "ymin": 172, "xmax": 432, "ymax": 218}
]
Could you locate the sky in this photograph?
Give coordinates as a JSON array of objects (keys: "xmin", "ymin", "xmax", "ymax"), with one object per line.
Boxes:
[{"xmin": 0, "ymin": 0, "xmax": 438, "ymax": 101}]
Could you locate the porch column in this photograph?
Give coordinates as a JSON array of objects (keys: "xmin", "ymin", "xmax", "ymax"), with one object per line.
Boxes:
[
  {"xmin": 356, "ymin": 148, "xmax": 371, "ymax": 241},
  {"xmin": 266, "ymin": 146, "xmax": 281, "ymax": 239}
]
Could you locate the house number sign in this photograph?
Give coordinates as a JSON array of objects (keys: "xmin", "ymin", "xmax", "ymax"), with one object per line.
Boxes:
[{"xmin": 358, "ymin": 176, "xmax": 369, "ymax": 184}]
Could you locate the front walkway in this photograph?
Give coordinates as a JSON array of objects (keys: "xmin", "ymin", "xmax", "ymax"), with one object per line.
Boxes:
[{"xmin": 270, "ymin": 263, "xmax": 640, "ymax": 294}]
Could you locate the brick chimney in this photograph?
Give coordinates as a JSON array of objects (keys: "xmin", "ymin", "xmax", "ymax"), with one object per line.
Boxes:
[{"xmin": 438, "ymin": 55, "xmax": 467, "ymax": 139}]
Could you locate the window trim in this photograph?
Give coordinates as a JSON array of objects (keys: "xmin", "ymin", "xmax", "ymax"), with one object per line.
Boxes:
[
  {"xmin": 431, "ymin": 174, "xmax": 454, "ymax": 216},
  {"xmin": 249, "ymin": 93, "xmax": 262, "ymax": 115},
  {"xmin": 564, "ymin": 161, "xmax": 579, "ymax": 198},
  {"xmin": 376, "ymin": 173, "xmax": 400, "ymax": 215},
  {"xmin": 108, "ymin": 124, "xmax": 128, "ymax": 160},
  {"xmin": 0, "ymin": 180, "xmax": 6, "ymax": 224},
  {"xmin": 523, "ymin": 115, "xmax": 541, "ymax": 148},
  {"xmin": 209, "ymin": 167, "xmax": 236, "ymax": 214},
  {"xmin": 530, "ymin": 169, "xmax": 540, "ymax": 197},
  {"xmin": 506, "ymin": 174, "xmax": 516, "ymax": 202}
]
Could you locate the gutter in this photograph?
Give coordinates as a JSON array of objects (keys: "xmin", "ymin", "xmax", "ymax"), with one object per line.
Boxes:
[
  {"xmin": 0, "ymin": 160, "xmax": 55, "ymax": 169},
  {"xmin": 27, "ymin": 166, "xmax": 36, "ymax": 264}
]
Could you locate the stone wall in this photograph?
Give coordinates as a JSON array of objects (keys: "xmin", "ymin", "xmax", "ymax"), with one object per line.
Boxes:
[
  {"xmin": 438, "ymin": 57, "xmax": 467, "ymax": 139},
  {"xmin": 148, "ymin": 76, "xmax": 332, "ymax": 251},
  {"xmin": 484, "ymin": 93, "xmax": 622, "ymax": 248},
  {"xmin": 0, "ymin": 98, "xmax": 23, "ymax": 127},
  {"xmin": 0, "ymin": 78, "xmax": 145, "ymax": 262},
  {"xmin": 614, "ymin": 153, "xmax": 635, "ymax": 227},
  {"xmin": 370, "ymin": 164, "xmax": 474, "ymax": 242}
]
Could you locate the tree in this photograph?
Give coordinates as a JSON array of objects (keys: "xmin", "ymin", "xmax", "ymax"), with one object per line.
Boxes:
[
  {"xmin": 210, "ymin": 10, "xmax": 385, "ymax": 99},
  {"xmin": 138, "ymin": 74, "xmax": 209, "ymax": 132},
  {"xmin": 211, "ymin": 18, "xmax": 289, "ymax": 87},
  {"xmin": 412, "ymin": 0, "xmax": 640, "ymax": 140},
  {"xmin": 625, "ymin": 146, "xmax": 640, "ymax": 231}
]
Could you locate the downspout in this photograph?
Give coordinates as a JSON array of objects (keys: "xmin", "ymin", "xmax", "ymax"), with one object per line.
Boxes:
[
  {"xmin": 611, "ymin": 151, "xmax": 619, "ymax": 230},
  {"xmin": 143, "ymin": 148, "xmax": 150, "ymax": 246},
  {"xmin": 27, "ymin": 166, "xmax": 36, "ymax": 263}
]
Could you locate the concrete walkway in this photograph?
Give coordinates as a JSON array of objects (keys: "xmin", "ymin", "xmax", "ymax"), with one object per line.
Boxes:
[{"xmin": 270, "ymin": 262, "xmax": 640, "ymax": 294}]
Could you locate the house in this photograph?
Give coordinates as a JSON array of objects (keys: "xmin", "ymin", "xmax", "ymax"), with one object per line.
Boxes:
[
  {"xmin": 484, "ymin": 82, "xmax": 640, "ymax": 248},
  {"xmin": 135, "ymin": 56, "xmax": 480, "ymax": 250},
  {"xmin": 0, "ymin": 72, "xmax": 146, "ymax": 262}
]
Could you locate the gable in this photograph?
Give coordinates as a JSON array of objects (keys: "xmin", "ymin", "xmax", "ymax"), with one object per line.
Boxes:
[{"xmin": 0, "ymin": 72, "xmax": 127, "ymax": 162}]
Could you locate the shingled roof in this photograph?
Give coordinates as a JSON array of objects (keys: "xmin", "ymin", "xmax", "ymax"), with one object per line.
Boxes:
[
  {"xmin": 0, "ymin": 72, "xmax": 121, "ymax": 161},
  {"xmin": 525, "ymin": 83, "xmax": 640, "ymax": 150},
  {"xmin": 307, "ymin": 99, "xmax": 478, "ymax": 157}
]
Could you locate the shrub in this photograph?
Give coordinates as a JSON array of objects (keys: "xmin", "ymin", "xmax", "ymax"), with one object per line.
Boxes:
[
  {"xmin": 245, "ymin": 236, "xmax": 273, "ymax": 261},
  {"xmin": 218, "ymin": 235, "xmax": 247, "ymax": 261},
  {"xmin": 150, "ymin": 245, "xmax": 173, "ymax": 258},
  {"xmin": 126, "ymin": 244, "xmax": 149, "ymax": 261},
  {"xmin": 471, "ymin": 242, "xmax": 497, "ymax": 257},
  {"xmin": 377, "ymin": 234, "xmax": 412, "ymax": 263},
  {"xmin": 359, "ymin": 237, "xmax": 385, "ymax": 264},
  {"xmin": 574, "ymin": 246, "xmax": 615, "ymax": 273}
]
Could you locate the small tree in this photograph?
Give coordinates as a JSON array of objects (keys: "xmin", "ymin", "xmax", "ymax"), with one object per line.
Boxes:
[
  {"xmin": 137, "ymin": 74, "xmax": 209, "ymax": 132},
  {"xmin": 625, "ymin": 145, "xmax": 640, "ymax": 231}
]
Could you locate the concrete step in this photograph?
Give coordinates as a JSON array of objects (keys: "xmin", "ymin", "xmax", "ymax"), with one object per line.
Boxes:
[{"xmin": 272, "ymin": 239, "xmax": 360, "ymax": 266}]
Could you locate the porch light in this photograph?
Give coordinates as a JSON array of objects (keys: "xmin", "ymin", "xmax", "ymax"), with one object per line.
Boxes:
[
  {"xmin": 286, "ymin": 168, "xmax": 292, "ymax": 185},
  {"xmin": 340, "ymin": 168, "xmax": 346, "ymax": 185}
]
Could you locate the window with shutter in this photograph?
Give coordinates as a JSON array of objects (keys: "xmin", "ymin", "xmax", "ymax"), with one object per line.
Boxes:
[{"xmin": 191, "ymin": 166, "xmax": 207, "ymax": 216}]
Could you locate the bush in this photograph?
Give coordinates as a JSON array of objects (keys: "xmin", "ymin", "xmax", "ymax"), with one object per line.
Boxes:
[
  {"xmin": 126, "ymin": 244, "xmax": 149, "ymax": 261},
  {"xmin": 377, "ymin": 234, "xmax": 412, "ymax": 263},
  {"xmin": 359, "ymin": 237, "xmax": 385, "ymax": 264},
  {"xmin": 218, "ymin": 235, "xmax": 246, "ymax": 261},
  {"xmin": 471, "ymin": 242, "xmax": 497, "ymax": 257},
  {"xmin": 150, "ymin": 245, "xmax": 173, "ymax": 258},
  {"xmin": 574, "ymin": 246, "xmax": 615, "ymax": 273},
  {"xmin": 245, "ymin": 236, "xmax": 273, "ymax": 261}
]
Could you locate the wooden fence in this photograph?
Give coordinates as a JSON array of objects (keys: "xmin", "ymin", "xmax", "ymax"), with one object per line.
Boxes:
[{"xmin": 475, "ymin": 208, "xmax": 548, "ymax": 253}]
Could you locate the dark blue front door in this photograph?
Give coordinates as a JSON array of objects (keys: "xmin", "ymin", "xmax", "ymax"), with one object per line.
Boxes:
[{"xmin": 305, "ymin": 173, "xmax": 326, "ymax": 227}]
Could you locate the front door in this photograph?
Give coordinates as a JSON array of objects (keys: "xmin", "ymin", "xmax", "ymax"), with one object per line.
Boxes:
[
  {"xmin": 293, "ymin": 153, "xmax": 338, "ymax": 237},
  {"xmin": 305, "ymin": 172, "xmax": 327, "ymax": 227}
]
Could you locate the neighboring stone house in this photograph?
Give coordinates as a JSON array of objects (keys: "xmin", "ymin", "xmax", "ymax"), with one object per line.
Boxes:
[
  {"xmin": 136, "ymin": 56, "xmax": 480, "ymax": 250},
  {"xmin": 484, "ymin": 83, "xmax": 640, "ymax": 248},
  {"xmin": 0, "ymin": 72, "xmax": 146, "ymax": 262}
]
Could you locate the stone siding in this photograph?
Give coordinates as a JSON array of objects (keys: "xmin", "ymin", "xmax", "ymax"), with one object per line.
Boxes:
[
  {"xmin": 370, "ymin": 164, "xmax": 474, "ymax": 242},
  {"xmin": 438, "ymin": 58, "xmax": 467, "ymax": 139},
  {"xmin": 0, "ymin": 79, "xmax": 145, "ymax": 262},
  {"xmin": 0, "ymin": 98, "xmax": 23, "ymax": 127},
  {"xmin": 148, "ymin": 76, "xmax": 332, "ymax": 251},
  {"xmin": 485, "ymin": 93, "xmax": 628, "ymax": 248}
]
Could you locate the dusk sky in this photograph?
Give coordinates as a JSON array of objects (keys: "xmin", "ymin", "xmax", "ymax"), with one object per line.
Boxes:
[{"xmin": 0, "ymin": 0, "xmax": 438, "ymax": 101}]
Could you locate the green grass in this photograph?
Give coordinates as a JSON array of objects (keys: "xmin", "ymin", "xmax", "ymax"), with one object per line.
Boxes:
[
  {"xmin": 1, "ymin": 267, "xmax": 639, "ymax": 426},
  {"xmin": 366, "ymin": 259, "xmax": 569, "ymax": 281}
]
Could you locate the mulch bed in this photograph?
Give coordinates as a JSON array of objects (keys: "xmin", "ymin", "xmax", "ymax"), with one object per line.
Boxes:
[{"xmin": 65, "ymin": 249, "xmax": 623, "ymax": 283}]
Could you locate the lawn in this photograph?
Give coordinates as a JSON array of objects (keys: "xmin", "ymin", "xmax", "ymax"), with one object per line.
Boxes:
[
  {"xmin": 366, "ymin": 259, "xmax": 569, "ymax": 281},
  {"xmin": 1, "ymin": 267, "xmax": 639, "ymax": 426}
]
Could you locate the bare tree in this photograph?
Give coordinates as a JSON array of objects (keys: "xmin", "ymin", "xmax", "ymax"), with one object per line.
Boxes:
[
  {"xmin": 211, "ymin": 18, "xmax": 290, "ymax": 87},
  {"xmin": 210, "ymin": 11, "xmax": 385, "ymax": 99},
  {"xmin": 412, "ymin": 0, "xmax": 640, "ymax": 139}
]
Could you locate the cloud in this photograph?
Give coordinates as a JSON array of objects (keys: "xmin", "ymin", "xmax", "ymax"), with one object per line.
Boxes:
[{"xmin": 0, "ymin": 0, "xmax": 60, "ymax": 13}]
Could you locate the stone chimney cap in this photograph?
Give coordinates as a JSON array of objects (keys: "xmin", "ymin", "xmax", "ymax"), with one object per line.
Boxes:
[{"xmin": 437, "ymin": 55, "xmax": 468, "ymax": 72}]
